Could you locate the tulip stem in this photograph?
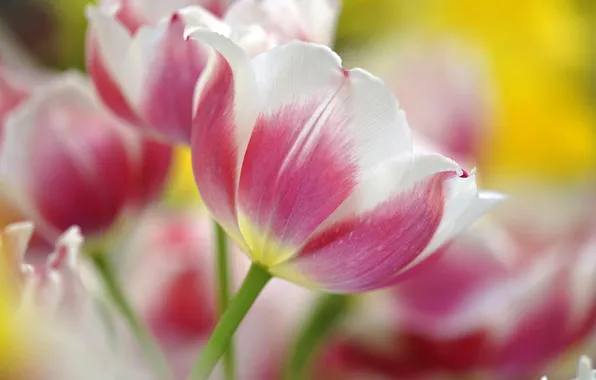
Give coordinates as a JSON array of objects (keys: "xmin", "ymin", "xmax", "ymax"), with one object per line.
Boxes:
[
  {"xmin": 91, "ymin": 253, "xmax": 173, "ymax": 380},
  {"xmin": 214, "ymin": 222, "xmax": 235, "ymax": 380},
  {"xmin": 188, "ymin": 263, "xmax": 272, "ymax": 380},
  {"xmin": 283, "ymin": 294, "xmax": 350, "ymax": 380}
]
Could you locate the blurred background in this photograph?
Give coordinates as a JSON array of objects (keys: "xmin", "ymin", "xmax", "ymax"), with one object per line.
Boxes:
[{"xmin": 0, "ymin": 0, "xmax": 595, "ymax": 379}]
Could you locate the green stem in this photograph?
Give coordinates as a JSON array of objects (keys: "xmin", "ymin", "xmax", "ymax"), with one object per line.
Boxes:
[
  {"xmin": 188, "ymin": 263, "xmax": 272, "ymax": 380},
  {"xmin": 283, "ymin": 294, "xmax": 350, "ymax": 380},
  {"xmin": 214, "ymin": 222, "xmax": 234, "ymax": 380},
  {"xmin": 91, "ymin": 254, "xmax": 173, "ymax": 380}
]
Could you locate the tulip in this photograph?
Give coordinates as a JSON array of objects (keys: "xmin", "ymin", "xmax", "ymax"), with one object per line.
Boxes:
[
  {"xmin": 314, "ymin": 223, "xmax": 596, "ymax": 379},
  {"xmin": 86, "ymin": 1, "xmax": 274, "ymax": 143},
  {"xmin": 0, "ymin": 72, "xmax": 172, "ymax": 244},
  {"xmin": 187, "ymin": 34, "xmax": 503, "ymax": 293}
]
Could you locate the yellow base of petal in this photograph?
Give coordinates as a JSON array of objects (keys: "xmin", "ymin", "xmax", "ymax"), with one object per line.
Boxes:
[{"xmin": 237, "ymin": 213, "xmax": 297, "ymax": 267}]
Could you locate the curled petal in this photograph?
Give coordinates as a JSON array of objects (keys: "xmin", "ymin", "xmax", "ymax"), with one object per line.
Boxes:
[{"xmin": 237, "ymin": 42, "xmax": 411, "ymax": 264}]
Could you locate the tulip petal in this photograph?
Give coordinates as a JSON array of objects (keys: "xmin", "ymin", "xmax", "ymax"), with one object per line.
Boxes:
[
  {"xmin": 138, "ymin": 13, "xmax": 211, "ymax": 142},
  {"xmin": 188, "ymin": 30, "xmax": 259, "ymax": 247},
  {"xmin": 237, "ymin": 42, "xmax": 411, "ymax": 265},
  {"xmin": 86, "ymin": 36, "xmax": 143, "ymax": 126},
  {"xmin": 86, "ymin": 7, "xmax": 141, "ymax": 109},
  {"xmin": 269, "ymin": 154, "xmax": 464, "ymax": 292}
]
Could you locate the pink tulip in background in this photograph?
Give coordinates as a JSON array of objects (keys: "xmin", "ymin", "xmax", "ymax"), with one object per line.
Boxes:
[
  {"xmin": 314, "ymin": 221, "xmax": 596, "ymax": 379},
  {"xmin": 186, "ymin": 32, "xmax": 503, "ymax": 293},
  {"xmin": 0, "ymin": 69, "xmax": 172, "ymax": 245}
]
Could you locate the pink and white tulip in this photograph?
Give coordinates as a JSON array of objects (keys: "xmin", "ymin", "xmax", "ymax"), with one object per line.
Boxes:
[
  {"xmin": 314, "ymin": 224, "xmax": 596, "ymax": 379},
  {"xmin": 0, "ymin": 72, "xmax": 172, "ymax": 244},
  {"xmin": 186, "ymin": 33, "xmax": 503, "ymax": 293},
  {"xmin": 86, "ymin": 1, "xmax": 274, "ymax": 143}
]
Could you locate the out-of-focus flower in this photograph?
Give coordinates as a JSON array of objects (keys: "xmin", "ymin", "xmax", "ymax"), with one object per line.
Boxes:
[
  {"xmin": 120, "ymin": 208, "xmax": 313, "ymax": 379},
  {"xmin": 186, "ymin": 33, "xmax": 503, "ymax": 293},
  {"xmin": 0, "ymin": 72, "xmax": 172, "ymax": 244},
  {"xmin": 86, "ymin": 0, "xmax": 341, "ymax": 143},
  {"xmin": 86, "ymin": 1, "xmax": 273, "ymax": 143},
  {"xmin": 314, "ymin": 222, "xmax": 596, "ymax": 379},
  {"xmin": 224, "ymin": 0, "xmax": 341, "ymax": 46},
  {"xmin": 0, "ymin": 222, "xmax": 151, "ymax": 380}
]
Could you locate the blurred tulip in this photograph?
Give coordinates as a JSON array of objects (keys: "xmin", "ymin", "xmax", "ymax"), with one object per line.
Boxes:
[
  {"xmin": 120, "ymin": 208, "xmax": 313, "ymax": 379},
  {"xmin": 314, "ymin": 222, "xmax": 596, "ymax": 379},
  {"xmin": 0, "ymin": 72, "xmax": 172, "ymax": 244},
  {"xmin": 86, "ymin": 1, "xmax": 273, "ymax": 143},
  {"xmin": 0, "ymin": 222, "xmax": 155, "ymax": 380},
  {"xmin": 185, "ymin": 33, "xmax": 503, "ymax": 293}
]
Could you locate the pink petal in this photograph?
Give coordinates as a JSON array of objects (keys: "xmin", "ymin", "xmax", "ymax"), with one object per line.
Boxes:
[
  {"xmin": 237, "ymin": 42, "xmax": 410, "ymax": 256},
  {"xmin": 86, "ymin": 7, "xmax": 145, "ymax": 126},
  {"xmin": 86, "ymin": 36, "xmax": 143, "ymax": 126},
  {"xmin": 138, "ymin": 13, "xmax": 210, "ymax": 143},
  {"xmin": 0, "ymin": 74, "xmax": 137, "ymax": 240},
  {"xmin": 271, "ymin": 154, "xmax": 465, "ymax": 292},
  {"xmin": 188, "ymin": 30, "xmax": 259, "ymax": 246}
]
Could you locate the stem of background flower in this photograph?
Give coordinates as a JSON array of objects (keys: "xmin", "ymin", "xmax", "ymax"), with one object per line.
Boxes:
[
  {"xmin": 188, "ymin": 263, "xmax": 272, "ymax": 380},
  {"xmin": 283, "ymin": 294, "xmax": 350, "ymax": 380},
  {"xmin": 91, "ymin": 253, "xmax": 173, "ymax": 380},
  {"xmin": 214, "ymin": 222, "xmax": 235, "ymax": 380}
]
